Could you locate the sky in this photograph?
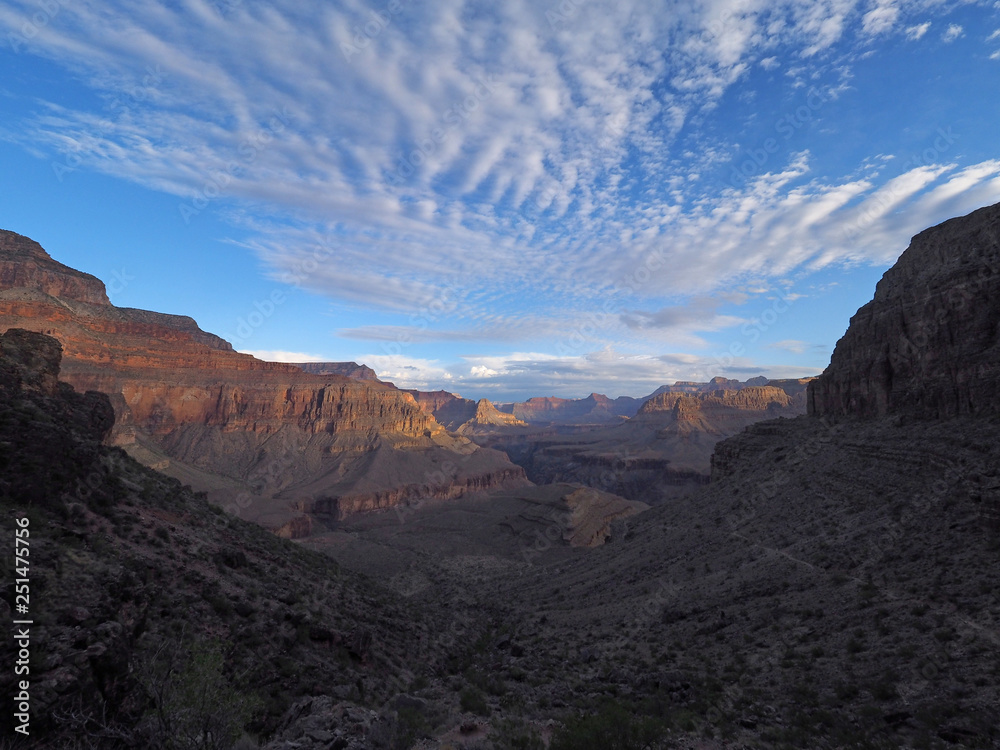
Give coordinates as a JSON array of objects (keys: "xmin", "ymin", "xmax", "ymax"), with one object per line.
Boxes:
[{"xmin": 1, "ymin": 1, "xmax": 999, "ymax": 401}]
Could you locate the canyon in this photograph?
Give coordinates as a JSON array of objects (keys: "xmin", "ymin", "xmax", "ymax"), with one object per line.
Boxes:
[
  {"xmin": 4, "ymin": 201, "xmax": 1000, "ymax": 749},
  {"xmin": 0, "ymin": 230, "xmax": 528, "ymax": 535},
  {"xmin": 472, "ymin": 378, "xmax": 809, "ymax": 504}
]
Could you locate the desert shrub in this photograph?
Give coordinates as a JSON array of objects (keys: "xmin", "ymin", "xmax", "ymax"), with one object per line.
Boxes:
[
  {"xmin": 491, "ymin": 716, "xmax": 544, "ymax": 749},
  {"xmin": 459, "ymin": 687, "xmax": 491, "ymax": 716},
  {"xmin": 550, "ymin": 701, "xmax": 666, "ymax": 750},
  {"xmin": 137, "ymin": 637, "xmax": 260, "ymax": 750}
]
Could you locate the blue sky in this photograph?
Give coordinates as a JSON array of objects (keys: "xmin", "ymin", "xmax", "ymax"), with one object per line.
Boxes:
[{"xmin": 1, "ymin": 0, "xmax": 999, "ymax": 401}]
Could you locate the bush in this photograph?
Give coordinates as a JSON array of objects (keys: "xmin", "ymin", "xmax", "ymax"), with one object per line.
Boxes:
[
  {"xmin": 459, "ymin": 687, "xmax": 490, "ymax": 716},
  {"xmin": 137, "ymin": 637, "xmax": 260, "ymax": 750},
  {"xmin": 491, "ymin": 717, "xmax": 544, "ymax": 749},
  {"xmin": 550, "ymin": 701, "xmax": 666, "ymax": 750}
]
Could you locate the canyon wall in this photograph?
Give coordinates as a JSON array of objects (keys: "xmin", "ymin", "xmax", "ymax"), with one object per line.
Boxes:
[
  {"xmin": 0, "ymin": 230, "xmax": 527, "ymax": 529},
  {"xmin": 808, "ymin": 202, "xmax": 1000, "ymax": 420}
]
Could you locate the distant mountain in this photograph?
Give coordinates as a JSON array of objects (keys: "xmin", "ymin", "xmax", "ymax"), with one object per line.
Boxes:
[
  {"xmin": 0, "ymin": 328, "xmax": 451, "ymax": 746},
  {"xmin": 495, "ymin": 392, "xmax": 639, "ymax": 425},
  {"xmin": 290, "ymin": 360, "xmax": 381, "ymax": 381},
  {"xmin": 401, "ymin": 388, "xmax": 528, "ymax": 432},
  {"xmin": 476, "ymin": 382, "xmax": 807, "ymax": 505},
  {"xmin": 0, "ymin": 230, "xmax": 527, "ymax": 531},
  {"xmin": 491, "ymin": 375, "xmax": 814, "ymax": 426}
]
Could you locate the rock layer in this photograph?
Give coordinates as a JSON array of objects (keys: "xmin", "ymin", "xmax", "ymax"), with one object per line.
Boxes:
[
  {"xmin": 808, "ymin": 202, "xmax": 1000, "ymax": 419},
  {"xmin": 476, "ymin": 381, "xmax": 807, "ymax": 505},
  {"xmin": 403, "ymin": 389, "xmax": 528, "ymax": 432},
  {"xmin": 0, "ymin": 230, "xmax": 527, "ymax": 528},
  {"xmin": 291, "ymin": 361, "xmax": 381, "ymax": 381}
]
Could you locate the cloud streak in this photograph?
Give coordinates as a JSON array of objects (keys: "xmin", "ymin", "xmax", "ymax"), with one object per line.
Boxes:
[{"xmin": 1, "ymin": 0, "xmax": 998, "ymax": 396}]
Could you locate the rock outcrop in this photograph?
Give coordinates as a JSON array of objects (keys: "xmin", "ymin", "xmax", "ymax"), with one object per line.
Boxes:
[
  {"xmin": 478, "ymin": 381, "xmax": 806, "ymax": 505},
  {"xmin": 808, "ymin": 202, "xmax": 1000, "ymax": 420},
  {"xmin": 455, "ymin": 399, "xmax": 528, "ymax": 434},
  {"xmin": 636, "ymin": 385, "xmax": 797, "ymax": 431},
  {"xmin": 0, "ymin": 231, "xmax": 111, "ymax": 306},
  {"xmin": 0, "ymin": 230, "xmax": 527, "ymax": 529},
  {"xmin": 291, "ymin": 361, "xmax": 381, "ymax": 381},
  {"xmin": 402, "ymin": 389, "xmax": 527, "ymax": 432},
  {"xmin": 498, "ymin": 393, "xmax": 639, "ymax": 425},
  {"xmin": 0, "ymin": 329, "xmax": 116, "ymax": 507}
]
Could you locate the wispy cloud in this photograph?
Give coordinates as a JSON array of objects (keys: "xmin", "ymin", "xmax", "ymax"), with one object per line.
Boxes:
[
  {"xmin": 241, "ymin": 350, "xmax": 328, "ymax": 363},
  {"xmin": 766, "ymin": 339, "xmax": 811, "ymax": 354},
  {"xmin": 862, "ymin": 2, "xmax": 901, "ymax": 36},
  {"xmin": 357, "ymin": 347, "xmax": 822, "ymax": 400},
  {"xmin": 1, "ymin": 1, "xmax": 997, "ymax": 397},
  {"xmin": 942, "ymin": 23, "xmax": 964, "ymax": 42}
]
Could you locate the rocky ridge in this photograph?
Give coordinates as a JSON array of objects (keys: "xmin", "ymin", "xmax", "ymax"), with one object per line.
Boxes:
[
  {"xmin": 402, "ymin": 389, "xmax": 528, "ymax": 432},
  {"xmin": 0, "ymin": 230, "xmax": 527, "ymax": 531},
  {"xmin": 290, "ymin": 361, "xmax": 382, "ymax": 382},
  {"xmin": 808, "ymin": 201, "xmax": 1000, "ymax": 420},
  {"xmin": 0, "ymin": 330, "xmax": 496, "ymax": 750}
]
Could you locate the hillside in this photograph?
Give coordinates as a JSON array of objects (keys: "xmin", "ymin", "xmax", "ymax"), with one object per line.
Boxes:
[{"xmin": 0, "ymin": 329, "xmax": 485, "ymax": 749}]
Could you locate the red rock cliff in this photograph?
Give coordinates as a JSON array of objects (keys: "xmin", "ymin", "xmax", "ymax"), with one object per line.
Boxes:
[{"xmin": 0, "ymin": 229, "xmax": 527, "ymax": 528}]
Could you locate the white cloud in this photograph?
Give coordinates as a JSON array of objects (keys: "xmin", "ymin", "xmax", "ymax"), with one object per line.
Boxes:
[
  {"xmin": 766, "ymin": 339, "xmax": 810, "ymax": 354},
  {"xmin": 241, "ymin": 350, "xmax": 328, "ymax": 362},
  {"xmin": 354, "ymin": 347, "xmax": 822, "ymax": 400},
  {"xmin": 942, "ymin": 23, "xmax": 964, "ymax": 42},
  {"xmin": 862, "ymin": 3, "xmax": 900, "ymax": 36},
  {"xmin": 0, "ymin": 0, "xmax": 998, "ymax": 399}
]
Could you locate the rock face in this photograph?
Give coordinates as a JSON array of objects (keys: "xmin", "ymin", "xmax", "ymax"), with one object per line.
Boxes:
[
  {"xmin": 0, "ymin": 329, "xmax": 116, "ymax": 506},
  {"xmin": 809, "ymin": 202, "xmax": 1000, "ymax": 420},
  {"xmin": 498, "ymin": 393, "xmax": 640, "ymax": 425},
  {"xmin": 637, "ymin": 385, "xmax": 794, "ymax": 422},
  {"xmin": 402, "ymin": 389, "xmax": 527, "ymax": 432},
  {"xmin": 291, "ymin": 361, "xmax": 381, "ymax": 381},
  {"xmin": 456, "ymin": 399, "xmax": 528, "ymax": 434},
  {"xmin": 0, "ymin": 230, "xmax": 527, "ymax": 529}
]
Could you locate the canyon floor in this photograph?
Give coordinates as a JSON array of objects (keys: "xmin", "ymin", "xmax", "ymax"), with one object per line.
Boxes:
[{"xmin": 298, "ymin": 413, "xmax": 1000, "ymax": 749}]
